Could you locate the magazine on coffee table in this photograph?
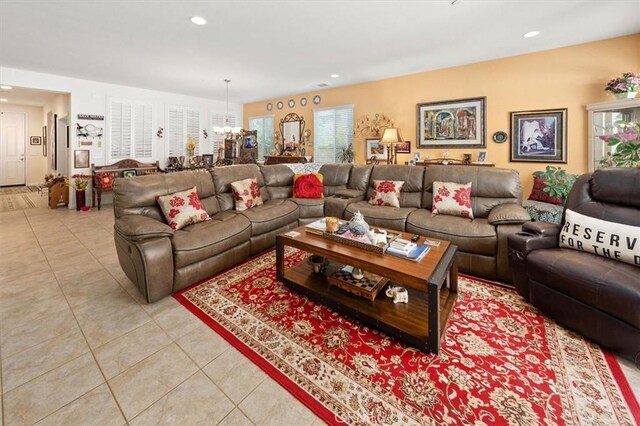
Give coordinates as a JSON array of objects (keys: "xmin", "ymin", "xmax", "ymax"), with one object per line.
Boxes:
[{"xmin": 386, "ymin": 243, "xmax": 430, "ymax": 262}]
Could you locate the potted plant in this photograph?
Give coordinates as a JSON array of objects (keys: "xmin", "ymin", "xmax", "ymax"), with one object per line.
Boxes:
[
  {"xmin": 605, "ymin": 72, "xmax": 640, "ymax": 99},
  {"xmin": 70, "ymin": 174, "xmax": 91, "ymax": 211},
  {"xmin": 338, "ymin": 143, "xmax": 354, "ymax": 163},
  {"xmin": 532, "ymin": 166, "xmax": 577, "ymax": 204},
  {"xmin": 599, "ymin": 121, "xmax": 640, "ymax": 167}
]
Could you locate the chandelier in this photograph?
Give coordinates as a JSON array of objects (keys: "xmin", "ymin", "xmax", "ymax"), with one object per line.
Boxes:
[{"xmin": 213, "ymin": 79, "xmax": 242, "ymax": 137}]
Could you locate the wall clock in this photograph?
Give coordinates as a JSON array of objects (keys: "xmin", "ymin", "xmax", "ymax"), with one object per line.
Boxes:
[
  {"xmin": 277, "ymin": 101, "xmax": 283, "ymax": 110},
  {"xmin": 288, "ymin": 99, "xmax": 295, "ymax": 108},
  {"xmin": 313, "ymin": 95, "xmax": 321, "ymax": 105},
  {"xmin": 492, "ymin": 131, "xmax": 508, "ymax": 143},
  {"xmin": 300, "ymin": 97, "xmax": 307, "ymax": 106},
  {"xmin": 266, "ymin": 103, "xmax": 273, "ymax": 111}
]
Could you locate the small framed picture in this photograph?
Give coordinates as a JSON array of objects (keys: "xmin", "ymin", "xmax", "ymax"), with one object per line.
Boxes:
[
  {"xmin": 243, "ymin": 131, "xmax": 257, "ymax": 148},
  {"xmin": 510, "ymin": 108, "xmax": 567, "ymax": 163},
  {"xmin": 365, "ymin": 138, "xmax": 387, "ymax": 160},
  {"xmin": 413, "ymin": 152, "xmax": 421, "ymax": 162},
  {"xmin": 30, "ymin": 136, "xmax": 42, "ymax": 145},
  {"xmin": 74, "ymin": 150, "xmax": 89, "ymax": 168},
  {"xmin": 477, "ymin": 151, "xmax": 487, "ymax": 162},
  {"xmin": 395, "ymin": 141, "xmax": 411, "ymax": 154},
  {"xmin": 202, "ymin": 154, "xmax": 214, "ymax": 165},
  {"xmin": 122, "ymin": 169, "xmax": 137, "ymax": 178}
]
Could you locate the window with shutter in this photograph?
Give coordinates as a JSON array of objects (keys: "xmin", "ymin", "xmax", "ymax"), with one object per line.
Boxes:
[
  {"xmin": 210, "ymin": 112, "xmax": 237, "ymax": 160},
  {"xmin": 168, "ymin": 105, "xmax": 201, "ymax": 156},
  {"xmin": 313, "ymin": 105, "xmax": 353, "ymax": 164},
  {"xmin": 248, "ymin": 116, "xmax": 274, "ymax": 161},
  {"xmin": 109, "ymin": 98, "xmax": 152, "ymax": 161}
]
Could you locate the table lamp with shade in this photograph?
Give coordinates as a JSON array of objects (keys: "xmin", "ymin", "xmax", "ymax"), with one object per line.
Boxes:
[{"xmin": 380, "ymin": 128, "xmax": 404, "ymax": 164}]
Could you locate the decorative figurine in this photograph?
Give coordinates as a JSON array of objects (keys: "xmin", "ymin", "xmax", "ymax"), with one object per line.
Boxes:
[
  {"xmin": 348, "ymin": 210, "xmax": 369, "ymax": 236},
  {"xmin": 385, "ymin": 286, "xmax": 409, "ymax": 304},
  {"xmin": 367, "ymin": 228, "xmax": 388, "ymax": 246}
]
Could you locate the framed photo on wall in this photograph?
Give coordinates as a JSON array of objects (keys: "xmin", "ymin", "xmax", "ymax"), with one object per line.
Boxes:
[
  {"xmin": 417, "ymin": 96, "xmax": 486, "ymax": 148},
  {"xmin": 510, "ymin": 108, "xmax": 567, "ymax": 163},
  {"xmin": 30, "ymin": 136, "xmax": 42, "ymax": 145},
  {"xmin": 365, "ymin": 138, "xmax": 387, "ymax": 161},
  {"xmin": 395, "ymin": 140, "xmax": 411, "ymax": 154},
  {"xmin": 74, "ymin": 150, "xmax": 90, "ymax": 169}
]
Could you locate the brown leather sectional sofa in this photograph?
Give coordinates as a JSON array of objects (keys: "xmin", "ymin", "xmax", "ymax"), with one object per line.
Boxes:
[{"xmin": 113, "ymin": 163, "xmax": 530, "ymax": 303}]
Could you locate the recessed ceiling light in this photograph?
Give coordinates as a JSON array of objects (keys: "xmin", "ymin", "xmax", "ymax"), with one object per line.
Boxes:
[
  {"xmin": 523, "ymin": 31, "xmax": 540, "ymax": 38},
  {"xmin": 330, "ymin": 74, "xmax": 340, "ymax": 78},
  {"xmin": 0, "ymin": 85, "xmax": 12, "ymax": 90},
  {"xmin": 189, "ymin": 16, "xmax": 207, "ymax": 25},
  {"xmin": 0, "ymin": 98, "xmax": 8, "ymax": 102}
]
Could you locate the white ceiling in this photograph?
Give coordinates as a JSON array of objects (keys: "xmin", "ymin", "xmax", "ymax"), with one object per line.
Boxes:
[
  {"xmin": 1, "ymin": 0, "xmax": 639, "ymax": 104},
  {"xmin": 0, "ymin": 86, "xmax": 65, "ymax": 107}
]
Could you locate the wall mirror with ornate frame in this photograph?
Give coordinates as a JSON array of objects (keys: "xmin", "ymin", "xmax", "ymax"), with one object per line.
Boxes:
[{"xmin": 280, "ymin": 113, "xmax": 305, "ymax": 143}]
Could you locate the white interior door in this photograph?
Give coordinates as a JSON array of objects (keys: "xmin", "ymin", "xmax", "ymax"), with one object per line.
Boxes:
[{"xmin": 0, "ymin": 112, "xmax": 26, "ymax": 186}]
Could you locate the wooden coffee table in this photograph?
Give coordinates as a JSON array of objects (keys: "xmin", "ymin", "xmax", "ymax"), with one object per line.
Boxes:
[{"xmin": 275, "ymin": 226, "xmax": 458, "ymax": 354}]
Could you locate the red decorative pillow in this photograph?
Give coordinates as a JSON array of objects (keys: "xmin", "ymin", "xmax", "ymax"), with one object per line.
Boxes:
[
  {"xmin": 231, "ymin": 178, "xmax": 264, "ymax": 211},
  {"xmin": 156, "ymin": 186, "xmax": 210, "ymax": 230},
  {"xmin": 368, "ymin": 180, "xmax": 404, "ymax": 207},
  {"xmin": 293, "ymin": 173, "xmax": 324, "ymax": 199},
  {"xmin": 528, "ymin": 176, "xmax": 563, "ymax": 205},
  {"xmin": 432, "ymin": 181, "xmax": 474, "ymax": 219},
  {"xmin": 100, "ymin": 174, "xmax": 113, "ymax": 190}
]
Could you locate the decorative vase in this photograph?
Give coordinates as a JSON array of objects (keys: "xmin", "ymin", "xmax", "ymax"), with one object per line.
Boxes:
[
  {"xmin": 348, "ymin": 210, "xmax": 369, "ymax": 236},
  {"xmin": 613, "ymin": 92, "xmax": 638, "ymax": 99},
  {"xmin": 75, "ymin": 189, "xmax": 86, "ymax": 211}
]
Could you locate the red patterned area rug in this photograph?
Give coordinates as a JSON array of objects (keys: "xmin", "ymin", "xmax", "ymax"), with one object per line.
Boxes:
[{"xmin": 175, "ymin": 248, "xmax": 639, "ymax": 425}]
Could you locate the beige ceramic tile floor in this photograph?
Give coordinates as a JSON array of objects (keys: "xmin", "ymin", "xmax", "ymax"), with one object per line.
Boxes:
[{"xmin": 0, "ymin": 194, "xmax": 638, "ymax": 425}]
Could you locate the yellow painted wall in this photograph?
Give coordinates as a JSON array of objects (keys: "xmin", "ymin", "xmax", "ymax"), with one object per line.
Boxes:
[{"xmin": 244, "ymin": 34, "xmax": 640, "ymax": 196}]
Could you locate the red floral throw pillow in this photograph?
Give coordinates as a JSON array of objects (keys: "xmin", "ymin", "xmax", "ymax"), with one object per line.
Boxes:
[
  {"xmin": 231, "ymin": 178, "xmax": 264, "ymax": 211},
  {"xmin": 100, "ymin": 174, "xmax": 113, "ymax": 190},
  {"xmin": 432, "ymin": 181, "xmax": 474, "ymax": 219},
  {"xmin": 368, "ymin": 180, "xmax": 404, "ymax": 207},
  {"xmin": 156, "ymin": 186, "xmax": 210, "ymax": 230},
  {"xmin": 293, "ymin": 173, "xmax": 324, "ymax": 199},
  {"xmin": 528, "ymin": 175, "xmax": 563, "ymax": 205}
]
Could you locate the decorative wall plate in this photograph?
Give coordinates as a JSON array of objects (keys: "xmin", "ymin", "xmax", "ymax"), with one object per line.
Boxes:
[
  {"xmin": 300, "ymin": 97, "xmax": 307, "ymax": 106},
  {"xmin": 313, "ymin": 95, "xmax": 321, "ymax": 105},
  {"xmin": 266, "ymin": 103, "xmax": 273, "ymax": 111},
  {"xmin": 288, "ymin": 99, "xmax": 295, "ymax": 108},
  {"xmin": 277, "ymin": 101, "xmax": 284, "ymax": 110},
  {"xmin": 492, "ymin": 131, "xmax": 508, "ymax": 143}
]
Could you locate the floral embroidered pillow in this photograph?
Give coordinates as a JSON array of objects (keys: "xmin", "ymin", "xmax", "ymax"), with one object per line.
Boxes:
[
  {"xmin": 156, "ymin": 186, "xmax": 210, "ymax": 230},
  {"xmin": 293, "ymin": 173, "xmax": 324, "ymax": 198},
  {"xmin": 432, "ymin": 181, "xmax": 474, "ymax": 219},
  {"xmin": 368, "ymin": 180, "xmax": 404, "ymax": 207},
  {"xmin": 231, "ymin": 178, "xmax": 264, "ymax": 211}
]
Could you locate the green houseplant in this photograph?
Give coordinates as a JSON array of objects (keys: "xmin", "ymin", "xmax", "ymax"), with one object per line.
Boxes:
[
  {"xmin": 532, "ymin": 166, "xmax": 577, "ymax": 203},
  {"xmin": 599, "ymin": 121, "xmax": 640, "ymax": 168},
  {"xmin": 338, "ymin": 143, "xmax": 354, "ymax": 163}
]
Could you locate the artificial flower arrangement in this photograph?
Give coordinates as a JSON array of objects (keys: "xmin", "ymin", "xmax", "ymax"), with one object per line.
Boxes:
[
  {"xmin": 599, "ymin": 121, "xmax": 640, "ymax": 167},
  {"xmin": 186, "ymin": 138, "xmax": 197, "ymax": 157},
  {"xmin": 44, "ymin": 172, "xmax": 67, "ymax": 187},
  {"xmin": 605, "ymin": 72, "xmax": 640, "ymax": 94},
  {"xmin": 70, "ymin": 174, "xmax": 92, "ymax": 191}
]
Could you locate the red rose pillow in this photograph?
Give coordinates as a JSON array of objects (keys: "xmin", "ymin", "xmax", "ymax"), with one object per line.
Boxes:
[
  {"xmin": 368, "ymin": 180, "xmax": 404, "ymax": 207},
  {"xmin": 432, "ymin": 181, "xmax": 474, "ymax": 219},
  {"xmin": 231, "ymin": 178, "xmax": 264, "ymax": 211},
  {"xmin": 293, "ymin": 173, "xmax": 324, "ymax": 199},
  {"xmin": 100, "ymin": 174, "xmax": 113, "ymax": 190},
  {"xmin": 528, "ymin": 175, "xmax": 563, "ymax": 205},
  {"xmin": 156, "ymin": 186, "xmax": 210, "ymax": 230}
]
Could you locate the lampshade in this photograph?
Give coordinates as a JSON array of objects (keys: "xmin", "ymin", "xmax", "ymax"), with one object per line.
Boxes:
[{"xmin": 380, "ymin": 128, "xmax": 404, "ymax": 145}]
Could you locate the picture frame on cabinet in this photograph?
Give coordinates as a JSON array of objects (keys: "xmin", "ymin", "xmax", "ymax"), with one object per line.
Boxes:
[
  {"xmin": 417, "ymin": 97, "xmax": 486, "ymax": 148},
  {"xmin": 202, "ymin": 154, "xmax": 214, "ymax": 165},
  {"xmin": 510, "ymin": 108, "xmax": 567, "ymax": 163}
]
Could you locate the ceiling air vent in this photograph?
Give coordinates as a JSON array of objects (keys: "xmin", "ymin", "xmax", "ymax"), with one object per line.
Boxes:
[{"xmin": 316, "ymin": 83, "xmax": 329, "ymax": 88}]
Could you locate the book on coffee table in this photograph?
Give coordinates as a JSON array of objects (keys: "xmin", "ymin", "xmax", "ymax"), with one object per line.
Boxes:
[{"xmin": 386, "ymin": 243, "xmax": 430, "ymax": 262}]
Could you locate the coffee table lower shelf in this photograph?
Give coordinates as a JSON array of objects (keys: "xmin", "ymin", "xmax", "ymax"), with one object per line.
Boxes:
[{"xmin": 277, "ymin": 255, "xmax": 457, "ymax": 353}]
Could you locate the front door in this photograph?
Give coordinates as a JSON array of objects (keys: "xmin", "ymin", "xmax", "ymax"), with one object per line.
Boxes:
[{"xmin": 0, "ymin": 112, "xmax": 26, "ymax": 186}]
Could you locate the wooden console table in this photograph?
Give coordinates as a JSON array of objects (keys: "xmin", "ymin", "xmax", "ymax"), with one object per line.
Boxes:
[{"xmin": 264, "ymin": 155, "xmax": 308, "ymax": 165}]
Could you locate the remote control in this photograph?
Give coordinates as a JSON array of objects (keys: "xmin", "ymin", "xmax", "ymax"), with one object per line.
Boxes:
[{"xmin": 411, "ymin": 234, "xmax": 420, "ymax": 242}]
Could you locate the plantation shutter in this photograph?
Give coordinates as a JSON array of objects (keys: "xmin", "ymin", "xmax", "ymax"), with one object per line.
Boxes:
[
  {"xmin": 249, "ymin": 116, "xmax": 274, "ymax": 161},
  {"xmin": 185, "ymin": 108, "xmax": 200, "ymax": 155},
  {"xmin": 167, "ymin": 106, "xmax": 185, "ymax": 156},
  {"xmin": 134, "ymin": 103, "xmax": 153, "ymax": 158},
  {"xmin": 109, "ymin": 100, "xmax": 132, "ymax": 159},
  {"xmin": 313, "ymin": 105, "xmax": 353, "ymax": 163}
]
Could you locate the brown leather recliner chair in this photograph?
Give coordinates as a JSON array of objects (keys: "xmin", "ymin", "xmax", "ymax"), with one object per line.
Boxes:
[{"xmin": 508, "ymin": 168, "xmax": 640, "ymax": 362}]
